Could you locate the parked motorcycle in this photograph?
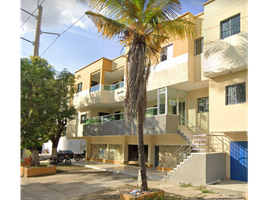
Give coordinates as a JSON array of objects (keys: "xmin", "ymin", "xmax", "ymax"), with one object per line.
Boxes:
[
  {"xmin": 73, "ymin": 150, "xmax": 86, "ymax": 161},
  {"xmin": 49, "ymin": 155, "xmax": 72, "ymax": 165}
]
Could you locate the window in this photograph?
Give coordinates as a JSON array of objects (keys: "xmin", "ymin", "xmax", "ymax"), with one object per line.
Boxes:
[
  {"xmin": 198, "ymin": 97, "xmax": 209, "ymax": 113},
  {"xmin": 226, "ymin": 83, "xmax": 245, "ymax": 105},
  {"xmin": 80, "ymin": 114, "xmax": 86, "ymax": 124},
  {"xmin": 220, "ymin": 14, "xmax": 240, "ymax": 39},
  {"xmin": 160, "ymin": 44, "xmax": 173, "ymax": 62},
  {"xmin": 77, "ymin": 82, "xmax": 82, "ymax": 92},
  {"xmin": 91, "ymin": 81, "xmax": 98, "ymax": 86},
  {"xmin": 195, "ymin": 37, "xmax": 203, "ymax": 55}
]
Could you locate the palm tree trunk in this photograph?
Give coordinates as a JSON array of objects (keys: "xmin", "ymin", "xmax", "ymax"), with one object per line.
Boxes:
[{"xmin": 137, "ymin": 111, "xmax": 148, "ymax": 191}]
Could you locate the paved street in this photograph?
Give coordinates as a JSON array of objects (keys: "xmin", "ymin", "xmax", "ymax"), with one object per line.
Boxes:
[
  {"xmin": 21, "ymin": 167, "xmax": 135, "ymax": 200},
  {"xmin": 21, "ymin": 165, "xmax": 246, "ymax": 200}
]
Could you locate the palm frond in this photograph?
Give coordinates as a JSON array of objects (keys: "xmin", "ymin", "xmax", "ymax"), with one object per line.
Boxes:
[
  {"xmin": 158, "ymin": 17, "xmax": 195, "ymax": 39},
  {"xmin": 80, "ymin": 0, "xmax": 138, "ymax": 21},
  {"xmin": 85, "ymin": 10, "xmax": 126, "ymax": 39},
  {"xmin": 143, "ymin": 0, "xmax": 182, "ymax": 25}
]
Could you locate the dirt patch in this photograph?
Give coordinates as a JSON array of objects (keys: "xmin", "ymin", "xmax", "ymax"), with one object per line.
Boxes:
[
  {"xmin": 79, "ymin": 184, "xmax": 187, "ymax": 200},
  {"xmin": 55, "ymin": 164, "xmax": 101, "ymax": 173}
]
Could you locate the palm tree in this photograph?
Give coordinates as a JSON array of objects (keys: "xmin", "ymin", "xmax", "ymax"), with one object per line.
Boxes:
[{"xmin": 80, "ymin": 0, "xmax": 195, "ymax": 191}]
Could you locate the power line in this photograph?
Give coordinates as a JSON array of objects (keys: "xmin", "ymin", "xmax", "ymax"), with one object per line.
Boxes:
[
  {"xmin": 40, "ymin": 14, "xmax": 86, "ymax": 57},
  {"xmin": 20, "ymin": 0, "xmax": 46, "ymax": 27}
]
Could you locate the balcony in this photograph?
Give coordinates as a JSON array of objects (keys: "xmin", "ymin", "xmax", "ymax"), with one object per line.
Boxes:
[
  {"xmin": 203, "ymin": 31, "xmax": 248, "ymax": 78},
  {"xmin": 83, "ymin": 108, "xmax": 179, "ymax": 136},
  {"xmin": 73, "ymin": 81, "xmax": 126, "ymax": 109},
  {"xmin": 147, "ymin": 53, "xmax": 191, "ymax": 91}
]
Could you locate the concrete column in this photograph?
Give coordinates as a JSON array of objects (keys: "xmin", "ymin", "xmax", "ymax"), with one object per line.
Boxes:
[
  {"xmin": 84, "ymin": 137, "xmax": 91, "ymax": 160},
  {"xmin": 148, "ymin": 135, "xmax": 155, "ymax": 167},
  {"xmin": 89, "ymin": 73, "xmax": 92, "ymax": 89},
  {"xmin": 123, "ymin": 136, "xmax": 128, "ymax": 163},
  {"xmin": 100, "ymin": 66, "xmax": 105, "ymax": 85}
]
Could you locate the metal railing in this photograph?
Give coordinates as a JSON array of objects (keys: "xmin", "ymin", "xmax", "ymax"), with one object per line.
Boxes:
[
  {"xmin": 164, "ymin": 134, "xmax": 227, "ymax": 171},
  {"xmin": 162, "ymin": 113, "xmax": 210, "ymax": 171},
  {"xmin": 85, "ymin": 107, "xmax": 158, "ymax": 125},
  {"xmin": 178, "ymin": 113, "xmax": 204, "ymax": 136},
  {"xmin": 90, "ymin": 84, "xmax": 100, "ymax": 92},
  {"xmin": 104, "ymin": 81, "xmax": 124, "ymax": 91}
]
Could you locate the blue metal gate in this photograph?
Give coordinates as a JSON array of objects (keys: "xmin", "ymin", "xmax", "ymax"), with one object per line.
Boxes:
[{"xmin": 230, "ymin": 141, "xmax": 248, "ymax": 181}]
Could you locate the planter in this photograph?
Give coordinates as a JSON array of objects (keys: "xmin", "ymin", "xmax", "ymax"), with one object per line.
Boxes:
[
  {"xmin": 120, "ymin": 189, "xmax": 164, "ymax": 200},
  {"xmin": 23, "ymin": 166, "xmax": 57, "ymax": 178}
]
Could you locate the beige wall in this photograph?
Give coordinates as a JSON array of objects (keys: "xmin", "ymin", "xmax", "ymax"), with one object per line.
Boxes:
[
  {"xmin": 203, "ymin": 0, "xmax": 248, "ymax": 43},
  {"xmin": 168, "ymin": 153, "xmax": 226, "ymax": 185},
  {"xmin": 75, "ymin": 59, "xmax": 105, "ymax": 91},
  {"xmin": 75, "ymin": 57, "xmax": 127, "ymax": 92},
  {"xmin": 209, "ymin": 70, "xmax": 247, "ymax": 132},
  {"xmin": 187, "ymin": 88, "xmax": 209, "ymax": 134},
  {"xmin": 81, "ymin": 134, "xmax": 186, "ymax": 166}
]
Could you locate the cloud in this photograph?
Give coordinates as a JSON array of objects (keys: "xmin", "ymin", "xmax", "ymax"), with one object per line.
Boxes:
[{"xmin": 20, "ymin": 0, "xmax": 92, "ymax": 35}]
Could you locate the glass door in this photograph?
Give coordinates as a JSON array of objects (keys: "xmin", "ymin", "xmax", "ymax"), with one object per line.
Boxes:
[{"xmin": 178, "ymin": 90, "xmax": 186, "ymax": 126}]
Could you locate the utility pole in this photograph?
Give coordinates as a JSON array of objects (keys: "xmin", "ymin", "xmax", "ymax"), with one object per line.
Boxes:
[
  {"xmin": 21, "ymin": 0, "xmax": 59, "ymax": 57},
  {"xmin": 33, "ymin": 5, "xmax": 42, "ymax": 57}
]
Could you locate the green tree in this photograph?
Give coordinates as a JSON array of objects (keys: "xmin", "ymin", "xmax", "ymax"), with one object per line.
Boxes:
[
  {"xmin": 21, "ymin": 56, "xmax": 55, "ymax": 165},
  {"xmin": 80, "ymin": 0, "xmax": 194, "ymax": 191},
  {"xmin": 47, "ymin": 69, "xmax": 77, "ymax": 158},
  {"xmin": 21, "ymin": 56, "xmax": 77, "ymax": 165}
]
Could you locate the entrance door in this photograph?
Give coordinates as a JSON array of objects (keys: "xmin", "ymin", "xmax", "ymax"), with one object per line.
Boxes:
[
  {"xmin": 230, "ymin": 141, "xmax": 248, "ymax": 181},
  {"xmin": 128, "ymin": 145, "xmax": 148, "ymax": 162},
  {"xmin": 178, "ymin": 97, "xmax": 186, "ymax": 126},
  {"xmin": 155, "ymin": 146, "xmax": 159, "ymax": 167}
]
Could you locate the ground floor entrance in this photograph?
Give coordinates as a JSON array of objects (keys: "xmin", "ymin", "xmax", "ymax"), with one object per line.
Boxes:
[
  {"xmin": 128, "ymin": 145, "xmax": 148, "ymax": 162},
  {"xmin": 230, "ymin": 141, "xmax": 248, "ymax": 182}
]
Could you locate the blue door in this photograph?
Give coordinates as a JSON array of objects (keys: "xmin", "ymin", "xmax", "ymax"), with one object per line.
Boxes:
[{"xmin": 230, "ymin": 141, "xmax": 248, "ymax": 181}]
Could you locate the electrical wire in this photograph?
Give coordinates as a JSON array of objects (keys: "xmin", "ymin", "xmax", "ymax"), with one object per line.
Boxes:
[
  {"xmin": 20, "ymin": 0, "xmax": 46, "ymax": 27},
  {"xmin": 40, "ymin": 14, "xmax": 86, "ymax": 57}
]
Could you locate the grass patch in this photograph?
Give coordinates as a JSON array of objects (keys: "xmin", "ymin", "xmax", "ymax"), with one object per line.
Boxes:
[
  {"xmin": 179, "ymin": 183, "xmax": 192, "ymax": 188},
  {"xmin": 28, "ymin": 163, "xmax": 51, "ymax": 168},
  {"xmin": 144, "ymin": 193, "xmax": 184, "ymax": 200},
  {"xmin": 132, "ymin": 176, "xmax": 138, "ymax": 180},
  {"xmin": 196, "ymin": 185, "xmax": 214, "ymax": 194}
]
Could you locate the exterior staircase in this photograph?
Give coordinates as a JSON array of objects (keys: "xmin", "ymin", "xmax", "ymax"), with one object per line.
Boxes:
[
  {"xmin": 162, "ymin": 114, "xmax": 226, "ymax": 183},
  {"xmin": 164, "ymin": 114, "xmax": 209, "ymax": 180}
]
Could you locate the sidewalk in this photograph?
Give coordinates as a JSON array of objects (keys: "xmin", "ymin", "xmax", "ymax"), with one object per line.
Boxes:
[
  {"xmin": 72, "ymin": 159, "xmax": 247, "ymax": 199},
  {"xmin": 71, "ymin": 159, "xmax": 167, "ymax": 181}
]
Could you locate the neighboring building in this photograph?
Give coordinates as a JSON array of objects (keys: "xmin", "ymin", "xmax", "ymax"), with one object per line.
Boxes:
[
  {"xmin": 41, "ymin": 136, "xmax": 86, "ymax": 154},
  {"xmin": 66, "ymin": 0, "xmax": 248, "ymax": 185}
]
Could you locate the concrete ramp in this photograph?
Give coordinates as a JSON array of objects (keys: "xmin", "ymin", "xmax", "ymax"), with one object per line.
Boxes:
[{"xmin": 167, "ymin": 153, "xmax": 226, "ymax": 186}]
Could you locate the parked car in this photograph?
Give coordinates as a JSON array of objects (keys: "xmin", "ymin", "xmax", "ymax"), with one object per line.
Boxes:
[{"xmin": 57, "ymin": 150, "xmax": 74, "ymax": 159}]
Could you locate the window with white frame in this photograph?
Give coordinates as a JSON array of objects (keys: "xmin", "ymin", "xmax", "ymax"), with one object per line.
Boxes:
[
  {"xmin": 226, "ymin": 83, "xmax": 246, "ymax": 105},
  {"xmin": 160, "ymin": 44, "xmax": 173, "ymax": 62}
]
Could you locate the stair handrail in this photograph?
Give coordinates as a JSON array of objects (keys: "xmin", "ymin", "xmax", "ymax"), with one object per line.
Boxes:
[
  {"xmin": 178, "ymin": 113, "xmax": 205, "ymax": 135},
  {"xmin": 163, "ymin": 114, "xmax": 208, "ymax": 171}
]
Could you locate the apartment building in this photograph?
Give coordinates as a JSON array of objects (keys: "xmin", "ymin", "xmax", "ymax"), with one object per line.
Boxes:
[{"xmin": 66, "ymin": 0, "xmax": 248, "ymax": 185}]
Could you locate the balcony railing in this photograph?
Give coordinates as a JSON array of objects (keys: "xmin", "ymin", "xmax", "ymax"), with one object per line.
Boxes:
[
  {"xmin": 90, "ymin": 84, "xmax": 100, "ymax": 93},
  {"xmin": 104, "ymin": 81, "xmax": 124, "ymax": 91},
  {"xmin": 83, "ymin": 113, "xmax": 179, "ymax": 136},
  {"xmin": 85, "ymin": 107, "xmax": 158, "ymax": 125},
  {"xmin": 90, "ymin": 81, "xmax": 124, "ymax": 93}
]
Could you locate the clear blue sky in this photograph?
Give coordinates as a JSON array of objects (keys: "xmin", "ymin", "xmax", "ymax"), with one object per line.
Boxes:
[{"xmin": 20, "ymin": 0, "xmax": 208, "ymax": 74}]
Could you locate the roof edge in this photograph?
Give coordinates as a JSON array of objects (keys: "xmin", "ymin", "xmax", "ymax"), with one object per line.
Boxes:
[{"xmin": 203, "ymin": 0, "xmax": 216, "ymax": 6}]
